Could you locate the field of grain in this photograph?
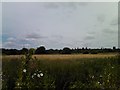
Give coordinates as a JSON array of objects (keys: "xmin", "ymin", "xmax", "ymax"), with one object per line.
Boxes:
[
  {"xmin": 1, "ymin": 54, "xmax": 120, "ymax": 89},
  {"xmin": 34, "ymin": 53, "xmax": 117, "ymax": 60},
  {"xmin": 2, "ymin": 53, "xmax": 117, "ymax": 61}
]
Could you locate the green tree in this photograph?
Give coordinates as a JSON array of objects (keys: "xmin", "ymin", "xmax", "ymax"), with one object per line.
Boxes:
[
  {"xmin": 21, "ymin": 48, "xmax": 28, "ymax": 54},
  {"xmin": 35, "ymin": 46, "xmax": 46, "ymax": 54},
  {"xmin": 62, "ymin": 47, "xmax": 71, "ymax": 54}
]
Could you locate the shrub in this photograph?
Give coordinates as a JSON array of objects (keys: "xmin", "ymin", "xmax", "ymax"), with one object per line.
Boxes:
[
  {"xmin": 35, "ymin": 46, "xmax": 46, "ymax": 54},
  {"xmin": 62, "ymin": 47, "xmax": 71, "ymax": 54},
  {"xmin": 91, "ymin": 51, "xmax": 98, "ymax": 54},
  {"xmin": 83, "ymin": 51, "xmax": 89, "ymax": 54}
]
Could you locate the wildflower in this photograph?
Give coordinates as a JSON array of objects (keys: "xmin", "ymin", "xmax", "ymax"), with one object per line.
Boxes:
[
  {"xmin": 37, "ymin": 74, "xmax": 40, "ymax": 78},
  {"xmin": 32, "ymin": 75, "xmax": 34, "ymax": 79},
  {"xmin": 0, "ymin": 72, "xmax": 2, "ymax": 76},
  {"xmin": 0, "ymin": 72, "xmax": 2, "ymax": 77},
  {"xmin": 112, "ymin": 66, "xmax": 114, "ymax": 69},
  {"xmin": 108, "ymin": 74, "xmax": 111, "ymax": 76},
  {"xmin": 0, "ymin": 72, "xmax": 2, "ymax": 81},
  {"xmin": 17, "ymin": 83, "xmax": 20, "ymax": 86},
  {"xmin": 39, "ymin": 70, "xmax": 42, "ymax": 73},
  {"xmin": 98, "ymin": 81, "xmax": 100, "ymax": 84},
  {"xmin": 107, "ymin": 80, "xmax": 109, "ymax": 82},
  {"xmin": 34, "ymin": 73, "xmax": 36, "ymax": 76},
  {"xmin": 100, "ymin": 75, "xmax": 102, "ymax": 78},
  {"xmin": 40, "ymin": 73, "xmax": 43, "ymax": 77},
  {"xmin": 23, "ymin": 69, "xmax": 26, "ymax": 73},
  {"xmin": 92, "ymin": 76, "xmax": 94, "ymax": 79}
]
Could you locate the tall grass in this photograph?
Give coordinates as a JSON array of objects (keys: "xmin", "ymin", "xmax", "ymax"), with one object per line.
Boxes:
[{"xmin": 2, "ymin": 54, "xmax": 120, "ymax": 90}]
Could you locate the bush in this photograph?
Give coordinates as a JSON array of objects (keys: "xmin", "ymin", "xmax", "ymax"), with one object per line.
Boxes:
[
  {"xmin": 35, "ymin": 46, "xmax": 46, "ymax": 54},
  {"xmin": 90, "ymin": 51, "xmax": 98, "ymax": 54},
  {"xmin": 83, "ymin": 51, "xmax": 89, "ymax": 54},
  {"xmin": 62, "ymin": 47, "xmax": 71, "ymax": 54}
]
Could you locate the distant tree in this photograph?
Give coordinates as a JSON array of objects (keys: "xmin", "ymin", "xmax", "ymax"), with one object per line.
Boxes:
[
  {"xmin": 82, "ymin": 47, "xmax": 84, "ymax": 50},
  {"xmin": 10, "ymin": 49, "xmax": 19, "ymax": 55},
  {"xmin": 113, "ymin": 46, "xmax": 116, "ymax": 50},
  {"xmin": 85, "ymin": 47, "xmax": 88, "ymax": 50},
  {"xmin": 90, "ymin": 51, "xmax": 98, "ymax": 54},
  {"xmin": 83, "ymin": 51, "xmax": 89, "ymax": 54},
  {"xmin": 62, "ymin": 47, "xmax": 71, "ymax": 54},
  {"xmin": 21, "ymin": 48, "xmax": 28, "ymax": 54},
  {"xmin": 46, "ymin": 49, "xmax": 54, "ymax": 54},
  {"xmin": 2, "ymin": 48, "xmax": 7, "ymax": 55},
  {"xmin": 35, "ymin": 46, "xmax": 46, "ymax": 54}
]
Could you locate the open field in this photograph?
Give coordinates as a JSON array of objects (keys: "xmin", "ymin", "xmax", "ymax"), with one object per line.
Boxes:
[
  {"xmin": 34, "ymin": 53, "xmax": 117, "ymax": 60},
  {"xmin": 2, "ymin": 53, "xmax": 117, "ymax": 61},
  {"xmin": 1, "ymin": 54, "xmax": 120, "ymax": 89}
]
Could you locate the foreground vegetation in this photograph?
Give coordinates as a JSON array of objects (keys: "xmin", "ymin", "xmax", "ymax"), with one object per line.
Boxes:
[{"xmin": 2, "ymin": 54, "xmax": 120, "ymax": 89}]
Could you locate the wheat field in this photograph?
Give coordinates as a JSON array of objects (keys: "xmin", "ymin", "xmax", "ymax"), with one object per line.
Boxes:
[
  {"xmin": 2, "ymin": 53, "xmax": 117, "ymax": 61},
  {"xmin": 2, "ymin": 53, "xmax": 120, "ymax": 89}
]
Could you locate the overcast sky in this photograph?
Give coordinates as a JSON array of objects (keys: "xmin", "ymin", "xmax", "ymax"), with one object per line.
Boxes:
[{"xmin": 2, "ymin": 2, "xmax": 118, "ymax": 49}]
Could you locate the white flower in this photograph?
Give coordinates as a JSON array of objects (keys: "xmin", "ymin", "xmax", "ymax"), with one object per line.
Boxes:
[
  {"xmin": 39, "ymin": 70, "xmax": 42, "ymax": 73},
  {"xmin": 23, "ymin": 69, "xmax": 26, "ymax": 73},
  {"xmin": 100, "ymin": 75, "xmax": 102, "ymax": 78},
  {"xmin": 40, "ymin": 73, "xmax": 43, "ymax": 77},
  {"xmin": 0, "ymin": 72, "xmax": 2, "ymax": 78},
  {"xmin": 107, "ymin": 80, "xmax": 109, "ymax": 82},
  {"xmin": 34, "ymin": 73, "xmax": 36, "ymax": 76},
  {"xmin": 37, "ymin": 74, "xmax": 40, "ymax": 78},
  {"xmin": 98, "ymin": 81, "xmax": 100, "ymax": 84},
  {"xmin": 17, "ymin": 83, "xmax": 20, "ymax": 86},
  {"xmin": 92, "ymin": 76, "xmax": 94, "ymax": 79},
  {"xmin": 32, "ymin": 75, "xmax": 34, "ymax": 79},
  {"xmin": 0, "ymin": 72, "xmax": 2, "ymax": 76},
  {"xmin": 112, "ymin": 67, "xmax": 114, "ymax": 68}
]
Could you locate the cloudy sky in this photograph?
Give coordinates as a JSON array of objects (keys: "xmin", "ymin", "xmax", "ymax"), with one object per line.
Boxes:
[{"xmin": 2, "ymin": 2, "xmax": 118, "ymax": 49}]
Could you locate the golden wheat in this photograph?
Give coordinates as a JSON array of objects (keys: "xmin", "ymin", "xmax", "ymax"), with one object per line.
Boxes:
[{"xmin": 2, "ymin": 53, "xmax": 117, "ymax": 61}]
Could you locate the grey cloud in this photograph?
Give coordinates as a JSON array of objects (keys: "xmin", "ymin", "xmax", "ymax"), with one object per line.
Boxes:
[
  {"xmin": 62, "ymin": 2, "xmax": 88, "ymax": 8},
  {"xmin": 84, "ymin": 35, "xmax": 95, "ymax": 40},
  {"xmin": 19, "ymin": 38, "xmax": 31, "ymax": 44},
  {"xmin": 44, "ymin": 3, "xmax": 59, "ymax": 9},
  {"xmin": 44, "ymin": 2, "xmax": 87, "ymax": 9},
  {"xmin": 78, "ymin": 2, "xmax": 88, "ymax": 6},
  {"xmin": 97, "ymin": 14, "xmax": 105, "ymax": 23},
  {"xmin": 82, "ymin": 42, "xmax": 92, "ymax": 47},
  {"xmin": 103, "ymin": 28, "xmax": 117, "ymax": 34},
  {"xmin": 26, "ymin": 33, "xmax": 46, "ymax": 40},
  {"xmin": 87, "ymin": 31, "xmax": 96, "ymax": 35},
  {"xmin": 110, "ymin": 18, "xmax": 118, "ymax": 25},
  {"xmin": 3, "ymin": 37, "xmax": 17, "ymax": 48},
  {"xmin": 18, "ymin": 38, "xmax": 38, "ymax": 48},
  {"xmin": 2, "ymin": 2, "xmax": 117, "ymax": 49},
  {"xmin": 3, "ymin": 41, "xmax": 18, "ymax": 48},
  {"xmin": 51, "ymin": 35, "xmax": 63, "ymax": 39},
  {"xmin": 7, "ymin": 37, "xmax": 16, "ymax": 42},
  {"xmin": 3, "ymin": 40, "xmax": 31, "ymax": 49},
  {"xmin": 3, "ymin": 37, "xmax": 32, "ymax": 48},
  {"xmin": 23, "ymin": 44, "xmax": 31, "ymax": 47}
]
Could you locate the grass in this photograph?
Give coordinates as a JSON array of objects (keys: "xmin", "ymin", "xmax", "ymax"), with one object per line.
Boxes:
[{"xmin": 2, "ymin": 54, "xmax": 120, "ymax": 90}]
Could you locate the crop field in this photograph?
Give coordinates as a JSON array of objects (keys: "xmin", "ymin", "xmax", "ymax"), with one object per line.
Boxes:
[
  {"xmin": 2, "ymin": 53, "xmax": 117, "ymax": 60},
  {"xmin": 1, "ymin": 53, "xmax": 120, "ymax": 89}
]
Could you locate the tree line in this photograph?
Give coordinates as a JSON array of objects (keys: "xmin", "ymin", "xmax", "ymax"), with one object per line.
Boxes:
[{"xmin": 1, "ymin": 46, "xmax": 120, "ymax": 55}]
